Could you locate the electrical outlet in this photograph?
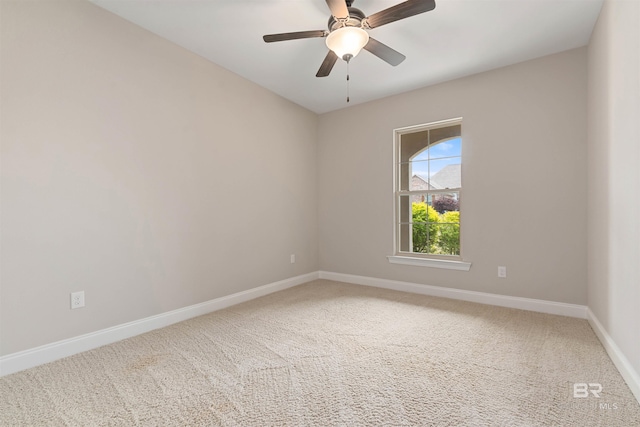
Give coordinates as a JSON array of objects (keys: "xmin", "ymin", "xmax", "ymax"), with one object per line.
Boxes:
[
  {"xmin": 290, "ymin": 254, "xmax": 296, "ymax": 264},
  {"xmin": 71, "ymin": 291, "xmax": 85, "ymax": 309},
  {"xmin": 498, "ymin": 266, "xmax": 507, "ymax": 278}
]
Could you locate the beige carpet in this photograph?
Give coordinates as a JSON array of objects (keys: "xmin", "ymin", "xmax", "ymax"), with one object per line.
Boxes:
[{"xmin": 1, "ymin": 280, "xmax": 639, "ymax": 426}]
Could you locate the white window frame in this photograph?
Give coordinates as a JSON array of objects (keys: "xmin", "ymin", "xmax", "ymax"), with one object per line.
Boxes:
[{"xmin": 388, "ymin": 117, "xmax": 471, "ymax": 271}]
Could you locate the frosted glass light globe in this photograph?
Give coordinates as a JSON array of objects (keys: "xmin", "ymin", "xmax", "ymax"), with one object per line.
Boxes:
[{"xmin": 326, "ymin": 27, "xmax": 370, "ymax": 60}]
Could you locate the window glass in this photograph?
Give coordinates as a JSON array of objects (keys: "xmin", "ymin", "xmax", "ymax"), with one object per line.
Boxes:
[{"xmin": 395, "ymin": 121, "xmax": 462, "ymax": 257}]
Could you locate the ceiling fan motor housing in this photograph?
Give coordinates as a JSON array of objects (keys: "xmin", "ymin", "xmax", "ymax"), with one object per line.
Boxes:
[{"xmin": 328, "ymin": 7, "xmax": 366, "ymax": 31}]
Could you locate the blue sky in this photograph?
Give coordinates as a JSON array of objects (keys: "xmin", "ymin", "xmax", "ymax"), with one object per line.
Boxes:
[{"xmin": 411, "ymin": 137, "xmax": 461, "ymax": 177}]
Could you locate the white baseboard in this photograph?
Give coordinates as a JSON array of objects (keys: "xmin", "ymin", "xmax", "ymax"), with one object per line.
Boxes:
[
  {"xmin": 587, "ymin": 309, "xmax": 640, "ymax": 404},
  {"xmin": 318, "ymin": 271, "xmax": 588, "ymax": 318},
  {"xmin": 0, "ymin": 272, "xmax": 320, "ymax": 377}
]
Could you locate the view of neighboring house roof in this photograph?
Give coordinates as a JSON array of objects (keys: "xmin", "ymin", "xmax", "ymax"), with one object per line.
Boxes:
[{"xmin": 414, "ymin": 164, "xmax": 461, "ymax": 190}]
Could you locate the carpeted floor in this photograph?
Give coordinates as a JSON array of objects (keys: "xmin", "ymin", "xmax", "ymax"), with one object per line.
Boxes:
[{"xmin": 1, "ymin": 280, "xmax": 639, "ymax": 426}]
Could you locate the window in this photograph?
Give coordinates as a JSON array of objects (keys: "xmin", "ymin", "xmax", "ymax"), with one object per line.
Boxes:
[{"xmin": 390, "ymin": 118, "xmax": 470, "ymax": 270}]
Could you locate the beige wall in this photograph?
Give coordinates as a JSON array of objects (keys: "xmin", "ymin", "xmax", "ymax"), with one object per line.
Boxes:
[
  {"xmin": 318, "ymin": 48, "xmax": 588, "ymax": 304},
  {"xmin": 587, "ymin": 0, "xmax": 640, "ymax": 378},
  {"xmin": 0, "ymin": 0, "xmax": 318, "ymax": 355}
]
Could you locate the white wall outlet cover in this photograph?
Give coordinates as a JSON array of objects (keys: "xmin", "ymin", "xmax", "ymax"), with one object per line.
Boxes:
[
  {"xmin": 71, "ymin": 291, "xmax": 85, "ymax": 309},
  {"xmin": 498, "ymin": 266, "xmax": 507, "ymax": 278}
]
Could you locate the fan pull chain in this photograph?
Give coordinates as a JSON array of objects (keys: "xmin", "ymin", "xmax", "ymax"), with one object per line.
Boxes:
[{"xmin": 346, "ymin": 57, "xmax": 350, "ymax": 103}]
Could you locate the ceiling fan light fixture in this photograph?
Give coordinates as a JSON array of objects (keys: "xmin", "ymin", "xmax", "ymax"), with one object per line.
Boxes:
[{"xmin": 325, "ymin": 27, "xmax": 369, "ymax": 61}]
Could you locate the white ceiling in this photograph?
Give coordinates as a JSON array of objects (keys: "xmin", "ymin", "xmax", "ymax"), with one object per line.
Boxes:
[{"xmin": 89, "ymin": 0, "xmax": 603, "ymax": 114}]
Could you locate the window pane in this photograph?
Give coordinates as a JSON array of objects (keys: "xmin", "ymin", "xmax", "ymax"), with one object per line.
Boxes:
[
  {"xmin": 399, "ymin": 196, "xmax": 460, "ymax": 256},
  {"xmin": 427, "ymin": 136, "xmax": 462, "ymax": 159},
  {"xmin": 410, "ymin": 158, "xmax": 429, "ymax": 173},
  {"xmin": 411, "ymin": 221, "xmax": 437, "ymax": 254},
  {"xmin": 409, "ymin": 201, "xmax": 440, "ymax": 254},
  {"xmin": 428, "ymin": 159, "xmax": 461, "ymax": 190},
  {"xmin": 409, "ymin": 168, "xmax": 430, "ymax": 191},
  {"xmin": 410, "ymin": 192, "xmax": 429, "ymax": 204},
  {"xmin": 432, "ymin": 223, "xmax": 460, "ymax": 256},
  {"xmin": 432, "ymin": 192, "xmax": 460, "ymax": 214},
  {"xmin": 412, "ymin": 149, "xmax": 429, "ymax": 162}
]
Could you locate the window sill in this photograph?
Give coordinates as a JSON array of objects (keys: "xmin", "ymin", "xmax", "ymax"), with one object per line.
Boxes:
[{"xmin": 387, "ymin": 255, "xmax": 472, "ymax": 271}]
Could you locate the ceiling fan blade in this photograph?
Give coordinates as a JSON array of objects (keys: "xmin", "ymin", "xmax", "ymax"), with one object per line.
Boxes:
[
  {"xmin": 263, "ymin": 30, "xmax": 327, "ymax": 43},
  {"xmin": 316, "ymin": 50, "xmax": 339, "ymax": 77},
  {"xmin": 365, "ymin": 0, "xmax": 436, "ymax": 29},
  {"xmin": 364, "ymin": 38, "xmax": 406, "ymax": 66},
  {"xmin": 325, "ymin": 0, "xmax": 349, "ymax": 19}
]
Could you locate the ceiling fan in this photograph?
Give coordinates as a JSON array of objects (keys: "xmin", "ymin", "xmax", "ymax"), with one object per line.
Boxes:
[{"xmin": 263, "ymin": 0, "xmax": 437, "ymax": 77}]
